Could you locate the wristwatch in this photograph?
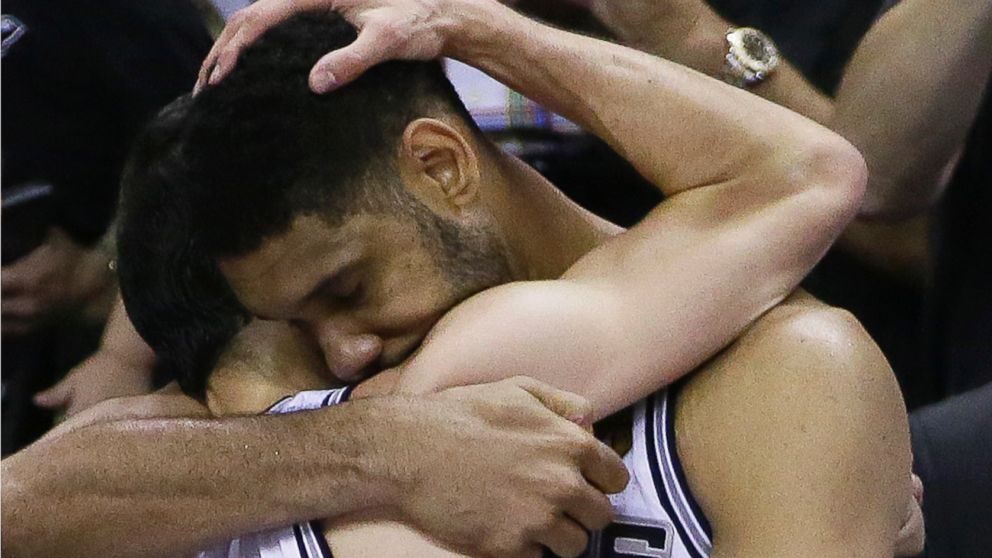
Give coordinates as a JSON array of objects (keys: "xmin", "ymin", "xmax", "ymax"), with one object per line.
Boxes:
[{"xmin": 721, "ymin": 27, "xmax": 780, "ymax": 88}]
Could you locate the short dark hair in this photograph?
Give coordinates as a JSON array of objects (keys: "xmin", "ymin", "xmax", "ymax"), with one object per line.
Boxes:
[
  {"xmin": 184, "ymin": 10, "xmax": 478, "ymax": 259},
  {"xmin": 117, "ymin": 11, "xmax": 478, "ymax": 396},
  {"xmin": 117, "ymin": 95, "xmax": 250, "ymax": 397}
]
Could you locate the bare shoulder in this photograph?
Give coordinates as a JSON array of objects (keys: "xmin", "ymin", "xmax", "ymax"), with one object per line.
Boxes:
[
  {"xmin": 674, "ymin": 290, "xmax": 911, "ymax": 556},
  {"xmin": 735, "ymin": 289, "xmax": 877, "ymax": 363}
]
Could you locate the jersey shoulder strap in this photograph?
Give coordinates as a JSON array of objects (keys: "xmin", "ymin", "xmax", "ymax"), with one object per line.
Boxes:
[
  {"xmin": 643, "ymin": 385, "xmax": 713, "ymax": 558},
  {"xmin": 266, "ymin": 386, "xmax": 355, "ymax": 415}
]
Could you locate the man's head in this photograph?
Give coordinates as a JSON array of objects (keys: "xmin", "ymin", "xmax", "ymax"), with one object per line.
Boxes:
[{"xmin": 118, "ymin": 12, "xmax": 513, "ymax": 395}]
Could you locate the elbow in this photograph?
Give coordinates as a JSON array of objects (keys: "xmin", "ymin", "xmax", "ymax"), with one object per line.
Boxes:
[
  {"xmin": 805, "ymin": 137, "xmax": 869, "ymax": 226},
  {"xmin": 780, "ymin": 135, "xmax": 868, "ymax": 240}
]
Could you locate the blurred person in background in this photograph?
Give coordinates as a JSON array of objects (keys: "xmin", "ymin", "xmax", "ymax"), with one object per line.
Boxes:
[
  {"xmin": 551, "ymin": 1, "xmax": 990, "ymax": 556},
  {"xmin": 1, "ymin": 0, "xmax": 213, "ymax": 454}
]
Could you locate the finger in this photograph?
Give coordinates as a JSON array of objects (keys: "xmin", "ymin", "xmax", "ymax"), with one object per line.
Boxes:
[
  {"xmin": 1, "ymin": 319, "xmax": 34, "ymax": 337},
  {"xmin": 538, "ymin": 515, "xmax": 590, "ymax": 558},
  {"xmin": 197, "ymin": 3, "xmax": 256, "ymax": 92},
  {"xmin": 579, "ymin": 438, "xmax": 629, "ymax": 494},
  {"xmin": 895, "ymin": 498, "xmax": 926, "ymax": 557},
  {"xmin": 197, "ymin": 0, "xmax": 298, "ymax": 92},
  {"xmin": 3, "ymin": 296, "xmax": 42, "ymax": 322},
  {"xmin": 912, "ymin": 473, "xmax": 924, "ymax": 505},
  {"xmin": 563, "ymin": 480, "xmax": 615, "ymax": 531},
  {"xmin": 34, "ymin": 378, "xmax": 73, "ymax": 410},
  {"xmin": 508, "ymin": 376, "xmax": 594, "ymax": 426},
  {"xmin": 2, "ymin": 264, "xmax": 30, "ymax": 295},
  {"xmin": 309, "ymin": 23, "xmax": 397, "ymax": 93}
]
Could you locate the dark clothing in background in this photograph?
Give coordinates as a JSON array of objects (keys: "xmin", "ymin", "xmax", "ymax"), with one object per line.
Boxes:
[
  {"xmin": 1, "ymin": 0, "xmax": 211, "ymax": 455},
  {"xmin": 928, "ymin": 82, "xmax": 992, "ymax": 396},
  {"xmin": 911, "ymin": 384, "xmax": 992, "ymax": 558},
  {"xmin": 707, "ymin": 0, "xmax": 941, "ymax": 409},
  {"xmin": 2, "ymin": 0, "xmax": 212, "ymax": 248},
  {"xmin": 711, "ymin": 0, "xmax": 885, "ymax": 94}
]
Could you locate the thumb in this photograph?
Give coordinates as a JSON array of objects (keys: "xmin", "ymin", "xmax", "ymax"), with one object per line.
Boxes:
[
  {"xmin": 34, "ymin": 378, "xmax": 73, "ymax": 410},
  {"xmin": 508, "ymin": 376, "xmax": 594, "ymax": 427},
  {"xmin": 309, "ymin": 24, "xmax": 394, "ymax": 94}
]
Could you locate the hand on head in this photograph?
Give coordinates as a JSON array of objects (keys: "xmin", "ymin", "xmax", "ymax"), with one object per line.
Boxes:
[{"xmin": 196, "ymin": 0, "xmax": 457, "ymax": 95}]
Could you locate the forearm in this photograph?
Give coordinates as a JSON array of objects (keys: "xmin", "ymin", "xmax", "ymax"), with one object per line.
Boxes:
[
  {"xmin": 449, "ymin": 1, "xmax": 851, "ymax": 197},
  {"xmin": 834, "ymin": 0, "xmax": 992, "ymax": 218},
  {"xmin": 1, "ymin": 404, "xmax": 396, "ymax": 558},
  {"xmin": 602, "ymin": 0, "xmax": 992, "ymax": 218},
  {"xmin": 603, "ymin": 3, "xmax": 834, "ymax": 125}
]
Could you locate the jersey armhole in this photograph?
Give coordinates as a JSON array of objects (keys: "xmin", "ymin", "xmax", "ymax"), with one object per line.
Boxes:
[{"xmin": 644, "ymin": 385, "xmax": 713, "ymax": 557}]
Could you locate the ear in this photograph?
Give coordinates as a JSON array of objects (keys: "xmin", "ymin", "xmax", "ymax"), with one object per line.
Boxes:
[{"xmin": 397, "ymin": 118, "xmax": 481, "ymax": 217}]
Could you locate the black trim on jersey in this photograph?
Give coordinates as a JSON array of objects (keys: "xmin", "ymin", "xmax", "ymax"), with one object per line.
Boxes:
[
  {"xmin": 321, "ymin": 385, "xmax": 355, "ymax": 407},
  {"xmin": 293, "ymin": 523, "xmax": 310, "ymax": 558},
  {"xmin": 311, "ymin": 520, "xmax": 335, "ymax": 558},
  {"xmin": 643, "ymin": 393, "xmax": 705, "ymax": 558},
  {"xmin": 664, "ymin": 382, "xmax": 713, "ymax": 540},
  {"xmin": 321, "ymin": 391, "xmax": 336, "ymax": 407}
]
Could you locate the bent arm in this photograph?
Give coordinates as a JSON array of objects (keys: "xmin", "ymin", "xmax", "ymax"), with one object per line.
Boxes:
[
  {"xmin": 597, "ymin": 0, "xmax": 992, "ymax": 218},
  {"xmin": 833, "ymin": 0, "xmax": 992, "ymax": 217},
  {"xmin": 399, "ymin": 2, "xmax": 865, "ymax": 416}
]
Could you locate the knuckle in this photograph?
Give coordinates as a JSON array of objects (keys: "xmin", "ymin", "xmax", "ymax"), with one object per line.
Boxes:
[{"xmin": 374, "ymin": 19, "xmax": 405, "ymax": 44}]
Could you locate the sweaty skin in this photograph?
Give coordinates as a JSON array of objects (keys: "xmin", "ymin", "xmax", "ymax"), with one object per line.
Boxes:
[{"xmin": 207, "ymin": 290, "xmax": 911, "ymax": 558}]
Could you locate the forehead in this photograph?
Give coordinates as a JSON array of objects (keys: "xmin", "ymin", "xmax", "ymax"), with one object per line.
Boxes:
[{"xmin": 217, "ymin": 213, "xmax": 427, "ymax": 315}]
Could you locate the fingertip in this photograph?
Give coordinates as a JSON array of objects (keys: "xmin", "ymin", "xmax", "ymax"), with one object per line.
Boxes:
[
  {"xmin": 208, "ymin": 64, "xmax": 224, "ymax": 86},
  {"xmin": 309, "ymin": 66, "xmax": 338, "ymax": 94},
  {"xmin": 33, "ymin": 392, "xmax": 54, "ymax": 408}
]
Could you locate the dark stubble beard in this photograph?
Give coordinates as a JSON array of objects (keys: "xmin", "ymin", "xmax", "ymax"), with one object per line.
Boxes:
[{"xmin": 412, "ymin": 200, "xmax": 514, "ymax": 305}]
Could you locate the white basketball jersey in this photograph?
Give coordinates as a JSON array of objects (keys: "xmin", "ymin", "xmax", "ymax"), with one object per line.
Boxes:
[
  {"xmin": 584, "ymin": 387, "xmax": 712, "ymax": 558},
  {"xmin": 196, "ymin": 385, "xmax": 711, "ymax": 558}
]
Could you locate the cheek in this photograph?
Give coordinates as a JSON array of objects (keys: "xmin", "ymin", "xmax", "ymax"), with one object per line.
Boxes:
[{"xmin": 370, "ymin": 263, "xmax": 457, "ymax": 328}]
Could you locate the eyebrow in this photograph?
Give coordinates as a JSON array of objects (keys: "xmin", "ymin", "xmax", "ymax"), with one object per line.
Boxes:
[{"xmin": 251, "ymin": 273, "xmax": 341, "ymax": 323}]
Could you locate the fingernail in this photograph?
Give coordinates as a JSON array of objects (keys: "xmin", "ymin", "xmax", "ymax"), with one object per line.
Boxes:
[
  {"xmin": 208, "ymin": 64, "xmax": 223, "ymax": 85},
  {"xmin": 568, "ymin": 414, "xmax": 589, "ymax": 426},
  {"xmin": 311, "ymin": 69, "xmax": 336, "ymax": 93}
]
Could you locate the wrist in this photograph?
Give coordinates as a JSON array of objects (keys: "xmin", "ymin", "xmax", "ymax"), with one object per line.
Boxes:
[
  {"xmin": 315, "ymin": 397, "xmax": 416, "ymax": 518},
  {"xmin": 623, "ymin": 9, "xmax": 728, "ymax": 76},
  {"xmin": 442, "ymin": 0, "xmax": 528, "ymax": 63}
]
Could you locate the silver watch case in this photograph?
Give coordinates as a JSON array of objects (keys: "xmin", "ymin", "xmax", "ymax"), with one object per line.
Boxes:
[{"xmin": 723, "ymin": 27, "xmax": 780, "ymax": 87}]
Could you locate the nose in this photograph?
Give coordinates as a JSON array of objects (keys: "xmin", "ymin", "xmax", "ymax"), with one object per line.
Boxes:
[{"xmin": 315, "ymin": 327, "xmax": 383, "ymax": 383}]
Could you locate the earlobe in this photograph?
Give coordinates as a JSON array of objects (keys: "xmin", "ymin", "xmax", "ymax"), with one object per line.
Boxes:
[{"xmin": 399, "ymin": 118, "xmax": 481, "ymax": 213}]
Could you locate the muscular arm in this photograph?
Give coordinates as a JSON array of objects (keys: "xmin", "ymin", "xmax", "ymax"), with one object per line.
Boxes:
[
  {"xmin": 387, "ymin": 0, "xmax": 865, "ymax": 418},
  {"xmin": 677, "ymin": 298, "xmax": 911, "ymax": 557},
  {"xmin": 595, "ymin": 0, "xmax": 992, "ymax": 219},
  {"xmin": 1, "ymin": 390, "xmax": 398, "ymax": 558},
  {"xmin": 5, "ymin": 372, "xmax": 622, "ymax": 558}
]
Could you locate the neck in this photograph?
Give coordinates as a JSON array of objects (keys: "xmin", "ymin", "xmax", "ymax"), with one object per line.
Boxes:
[{"xmin": 486, "ymin": 153, "xmax": 621, "ymax": 281}]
